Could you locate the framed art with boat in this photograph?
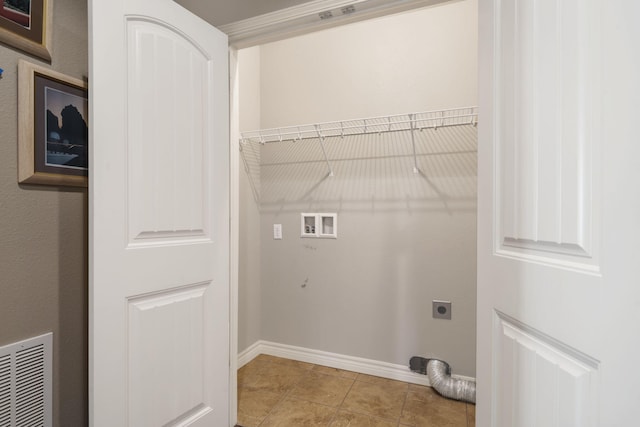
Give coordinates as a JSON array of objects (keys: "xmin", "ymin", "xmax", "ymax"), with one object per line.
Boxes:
[{"xmin": 18, "ymin": 59, "xmax": 88, "ymax": 187}]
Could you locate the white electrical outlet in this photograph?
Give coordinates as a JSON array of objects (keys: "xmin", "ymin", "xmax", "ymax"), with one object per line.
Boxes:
[{"xmin": 273, "ymin": 224, "xmax": 282, "ymax": 240}]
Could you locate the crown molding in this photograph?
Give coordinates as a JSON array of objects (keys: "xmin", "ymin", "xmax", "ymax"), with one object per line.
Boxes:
[{"xmin": 219, "ymin": 0, "xmax": 451, "ymax": 48}]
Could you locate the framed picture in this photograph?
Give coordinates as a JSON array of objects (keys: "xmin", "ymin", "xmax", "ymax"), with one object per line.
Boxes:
[
  {"xmin": 18, "ymin": 59, "xmax": 88, "ymax": 187},
  {"xmin": 0, "ymin": 0, "xmax": 52, "ymax": 61}
]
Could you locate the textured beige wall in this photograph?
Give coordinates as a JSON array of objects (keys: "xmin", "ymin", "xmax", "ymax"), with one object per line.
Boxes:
[{"xmin": 0, "ymin": 0, "xmax": 88, "ymax": 425}]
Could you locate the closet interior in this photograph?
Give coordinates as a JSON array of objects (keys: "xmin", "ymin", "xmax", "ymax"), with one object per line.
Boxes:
[{"xmin": 236, "ymin": 0, "xmax": 478, "ymax": 385}]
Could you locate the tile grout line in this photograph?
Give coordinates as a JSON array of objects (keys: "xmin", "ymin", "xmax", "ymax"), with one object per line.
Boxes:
[
  {"xmin": 283, "ymin": 366, "xmax": 348, "ymax": 426},
  {"xmin": 465, "ymin": 403, "xmax": 475, "ymax": 427},
  {"xmin": 465, "ymin": 403, "xmax": 468, "ymax": 427},
  {"xmin": 254, "ymin": 358, "xmax": 314, "ymax": 427},
  {"xmin": 397, "ymin": 384, "xmax": 410, "ymax": 427},
  {"xmin": 333, "ymin": 373, "xmax": 413, "ymax": 426},
  {"xmin": 326, "ymin": 371, "xmax": 358, "ymax": 426}
]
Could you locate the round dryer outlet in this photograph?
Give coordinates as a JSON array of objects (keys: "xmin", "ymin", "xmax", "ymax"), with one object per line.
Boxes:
[{"xmin": 432, "ymin": 300, "xmax": 452, "ymax": 320}]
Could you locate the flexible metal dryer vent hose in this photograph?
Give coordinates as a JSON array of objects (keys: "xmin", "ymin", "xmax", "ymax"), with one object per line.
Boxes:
[
  {"xmin": 426, "ymin": 359, "xmax": 476, "ymax": 404},
  {"xmin": 409, "ymin": 356, "xmax": 476, "ymax": 404}
]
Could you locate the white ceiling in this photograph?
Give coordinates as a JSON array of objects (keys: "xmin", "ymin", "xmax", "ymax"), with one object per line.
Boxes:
[{"xmin": 174, "ymin": 0, "xmax": 316, "ymax": 27}]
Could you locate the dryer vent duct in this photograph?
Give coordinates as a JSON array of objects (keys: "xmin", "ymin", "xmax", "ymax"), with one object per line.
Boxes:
[{"xmin": 410, "ymin": 356, "xmax": 476, "ymax": 404}]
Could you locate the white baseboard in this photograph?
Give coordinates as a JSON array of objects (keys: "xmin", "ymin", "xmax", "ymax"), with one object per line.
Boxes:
[
  {"xmin": 238, "ymin": 340, "xmax": 263, "ymax": 368},
  {"xmin": 237, "ymin": 340, "xmax": 475, "ymax": 387}
]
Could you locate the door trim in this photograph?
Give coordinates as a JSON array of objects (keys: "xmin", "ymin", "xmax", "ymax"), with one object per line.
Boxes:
[
  {"xmin": 226, "ymin": 1, "xmax": 469, "ymax": 425},
  {"xmin": 228, "ymin": 46, "xmax": 240, "ymax": 426}
]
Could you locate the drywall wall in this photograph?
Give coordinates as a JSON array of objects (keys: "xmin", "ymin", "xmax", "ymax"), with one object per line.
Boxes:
[
  {"xmin": 237, "ymin": 46, "xmax": 263, "ymax": 352},
  {"xmin": 256, "ymin": 0, "xmax": 478, "ymax": 376},
  {"xmin": 0, "ymin": 0, "xmax": 88, "ymax": 424},
  {"xmin": 260, "ymin": 0, "xmax": 478, "ymax": 127}
]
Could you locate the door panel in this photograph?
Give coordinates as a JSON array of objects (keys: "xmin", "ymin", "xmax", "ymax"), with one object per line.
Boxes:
[
  {"xmin": 479, "ymin": 0, "xmax": 640, "ymax": 425},
  {"xmin": 126, "ymin": 18, "xmax": 211, "ymax": 243},
  {"xmin": 494, "ymin": 311, "xmax": 599, "ymax": 426},
  {"xmin": 128, "ymin": 283, "xmax": 210, "ymax": 426},
  {"xmin": 495, "ymin": 0, "xmax": 600, "ymax": 272},
  {"xmin": 89, "ymin": 0, "xmax": 230, "ymax": 425}
]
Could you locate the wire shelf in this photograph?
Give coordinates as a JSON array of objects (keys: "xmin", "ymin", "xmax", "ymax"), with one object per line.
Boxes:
[
  {"xmin": 239, "ymin": 106, "xmax": 478, "ymax": 184},
  {"xmin": 240, "ymin": 106, "xmax": 478, "ymax": 144}
]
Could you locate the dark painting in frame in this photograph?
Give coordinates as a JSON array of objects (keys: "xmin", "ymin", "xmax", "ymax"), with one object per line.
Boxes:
[
  {"xmin": 0, "ymin": 0, "xmax": 52, "ymax": 61},
  {"xmin": 18, "ymin": 59, "xmax": 88, "ymax": 187}
]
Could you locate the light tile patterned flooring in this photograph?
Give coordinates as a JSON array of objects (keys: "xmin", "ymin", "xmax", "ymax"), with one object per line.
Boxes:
[{"xmin": 237, "ymin": 355, "xmax": 475, "ymax": 427}]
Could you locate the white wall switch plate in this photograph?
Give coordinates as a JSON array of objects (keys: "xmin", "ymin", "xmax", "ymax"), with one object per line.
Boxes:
[{"xmin": 273, "ymin": 224, "xmax": 282, "ymax": 240}]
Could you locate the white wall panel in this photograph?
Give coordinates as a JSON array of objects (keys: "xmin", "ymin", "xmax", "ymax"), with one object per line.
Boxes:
[
  {"xmin": 127, "ymin": 284, "xmax": 212, "ymax": 426},
  {"xmin": 126, "ymin": 19, "xmax": 211, "ymax": 244},
  {"xmin": 493, "ymin": 311, "xmax": 599, "ymax": 427},
  {"xmin": 494, "ymin": 0, "xmax": 601, "ymax": 272}
]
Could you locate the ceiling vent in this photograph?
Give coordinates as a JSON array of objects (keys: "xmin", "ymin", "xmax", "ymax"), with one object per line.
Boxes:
[
  {"xmin": 0, "ymin": 333, "xmax": 52, "ymax": 427},
  {"xmin": 341, "ymin": 5, "xmax": 356, "ymax": 15},
  {"xmin": 319, "ymin": 4, "xmax": 357, "ymax": 20}
]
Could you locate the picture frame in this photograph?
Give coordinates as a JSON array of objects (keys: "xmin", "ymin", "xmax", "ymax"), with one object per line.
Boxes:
[
  {"xmin": 0, "ymin": 0, "xmax": 52, "ymax": 61},
  {"xmin": 18, "ymin": 59, "xmax": 88, "ymax": 187}
]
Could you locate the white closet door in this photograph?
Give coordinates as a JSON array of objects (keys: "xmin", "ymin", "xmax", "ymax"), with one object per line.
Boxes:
[
  {"xmin": 478, "ymin": 0, "xmax": 640, "ymax": 425},
  {"xmin": 89, "ymin": 0, "xmax": 230, "ymax": 425}
]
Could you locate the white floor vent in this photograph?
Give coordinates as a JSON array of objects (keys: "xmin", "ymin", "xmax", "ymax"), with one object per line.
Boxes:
[{"xmin": 0, "ymin": 333, "xmax": 52, "ymax": 427}]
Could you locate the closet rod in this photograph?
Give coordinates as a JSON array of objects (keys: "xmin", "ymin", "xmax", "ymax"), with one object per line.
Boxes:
[{"xmin": 240, "ymin": 106, "xmax": 478, "ymax": 145}]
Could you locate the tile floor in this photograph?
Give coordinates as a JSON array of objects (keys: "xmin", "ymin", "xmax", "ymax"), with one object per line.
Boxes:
[{"xmin": 237, "ymin": 354, "xmax": 475, "ymax": 427}]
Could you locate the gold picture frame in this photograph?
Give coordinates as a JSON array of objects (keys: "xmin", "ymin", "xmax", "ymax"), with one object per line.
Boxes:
[
  {"xmin": 0, "ymin": 0, "xmax": 52, "ymax": 61},
  {"xmin": 18, "ymin": 59, "xmax": 88, "ymax": 187}
]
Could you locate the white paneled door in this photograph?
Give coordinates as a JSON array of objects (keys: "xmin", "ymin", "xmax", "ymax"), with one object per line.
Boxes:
[
  {"xmin": 478, "ymin": 0, "xmax": 640, "ymax": 425},
  {"xmin": 89, "ymin": 0, "xmax": 230, "ymax": 426}
]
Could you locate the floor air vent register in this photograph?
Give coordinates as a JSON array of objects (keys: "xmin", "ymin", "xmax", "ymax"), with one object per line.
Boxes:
[{"xmin": 0, "ymin": 333, "xmax": 52, "ymax": 427}]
